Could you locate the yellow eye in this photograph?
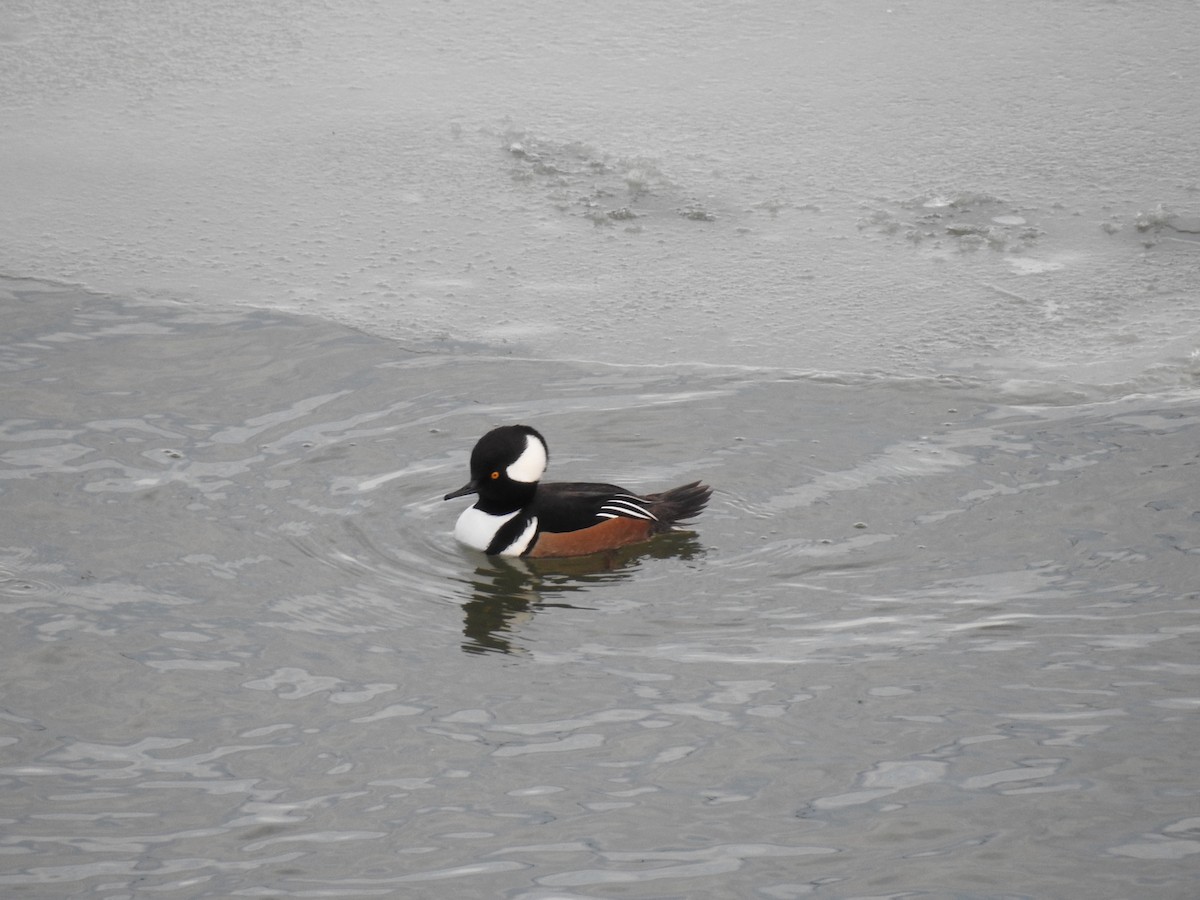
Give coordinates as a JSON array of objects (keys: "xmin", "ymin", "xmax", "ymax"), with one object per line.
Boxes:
[{"xmin": 490, "ymin": 470, "xmax": 500, "ymax": 480}]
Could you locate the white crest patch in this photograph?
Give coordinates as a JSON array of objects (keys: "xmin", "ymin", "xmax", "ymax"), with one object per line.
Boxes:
[{"xmin": 506, "ymin": 432, "xmax": 548, "ymax": 484}]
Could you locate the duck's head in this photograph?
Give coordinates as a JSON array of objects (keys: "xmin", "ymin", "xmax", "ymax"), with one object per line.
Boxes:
[{"xmin": 444, "ymin": 424, "xmax": 548, "ymax": 507}]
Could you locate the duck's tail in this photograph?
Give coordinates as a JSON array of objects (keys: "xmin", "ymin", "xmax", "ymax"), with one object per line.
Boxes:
[{"xmin": 647, "ymin": 481, "xmax": 712, "ymax": 532}]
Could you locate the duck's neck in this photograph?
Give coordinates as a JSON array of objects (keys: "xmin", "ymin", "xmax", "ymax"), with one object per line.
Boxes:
[{"xmin": 474, "ymin": 481, "xmax": 537, "ymax": 516}]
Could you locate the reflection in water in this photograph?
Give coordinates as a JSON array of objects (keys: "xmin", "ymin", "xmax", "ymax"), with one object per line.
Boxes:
[{"xmin": 459, "ymin": 533, "xmax": 705, "ymax": 654}]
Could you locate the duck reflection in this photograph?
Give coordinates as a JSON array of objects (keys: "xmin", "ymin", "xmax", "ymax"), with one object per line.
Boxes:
[{"xmin": 459, "ymin": 533, "xmax": 704, "ymax": 655}]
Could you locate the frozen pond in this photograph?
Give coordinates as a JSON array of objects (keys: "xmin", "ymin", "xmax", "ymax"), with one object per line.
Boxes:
[{"xmin": 2, "ymin": 2, "xmax": 1200, "ymax": 897}]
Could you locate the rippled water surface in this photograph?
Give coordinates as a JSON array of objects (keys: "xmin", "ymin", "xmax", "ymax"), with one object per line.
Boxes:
[
  {"xmin": 4, "ymin": 0, "xmax": 1200, "ymax": 897},
  {"xmin": 3, "ymin": 281, "xmax": 1198, "ymax": 897}
]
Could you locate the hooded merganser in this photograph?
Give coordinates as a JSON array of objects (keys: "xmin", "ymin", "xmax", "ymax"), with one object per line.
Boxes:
[{"xmin": 444, "ymin": 424, "xmax": 711, "ymax": 558}]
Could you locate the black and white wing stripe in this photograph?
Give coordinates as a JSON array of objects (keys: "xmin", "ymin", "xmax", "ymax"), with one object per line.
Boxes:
[{"xmin": 597, "ymin": 494, "xmax": 658, "ymax": 522}]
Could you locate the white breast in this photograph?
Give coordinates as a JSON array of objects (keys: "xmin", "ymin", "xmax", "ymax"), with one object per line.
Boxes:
[{"xmin": 454, "ymin": 507, "xmax": 538, "ymax": 556}]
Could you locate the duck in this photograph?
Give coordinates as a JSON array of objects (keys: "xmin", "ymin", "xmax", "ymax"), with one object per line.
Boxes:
[{"xmin": 444, "ymin": 424, "xmax": 711, "ymax": 558}]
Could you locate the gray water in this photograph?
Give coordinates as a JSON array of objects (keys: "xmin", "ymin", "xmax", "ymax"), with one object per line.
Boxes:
[{"xmin": 3, "ymin": 1, "xmax": 1200, "ymax": 898}]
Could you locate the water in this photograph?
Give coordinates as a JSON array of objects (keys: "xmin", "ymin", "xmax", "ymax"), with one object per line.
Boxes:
[{"xmin": 3, "ymin": 1, "xmax": 1200, "ymax": 897}]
